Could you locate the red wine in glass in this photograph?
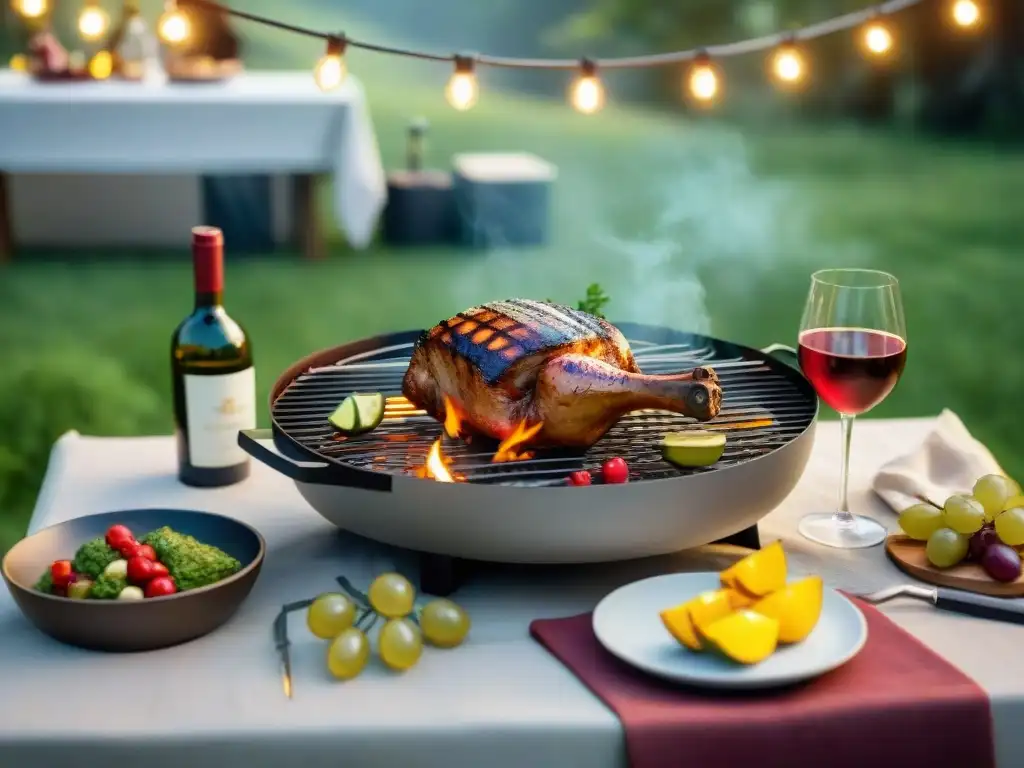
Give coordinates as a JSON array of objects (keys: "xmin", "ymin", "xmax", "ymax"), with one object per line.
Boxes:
[
  {"xmin": 798, "ymin": 328, "xmax": 907, "ymax": 415},
  {"xmin": 796, "ymin": 269, "xmax": 907, "ymax": 549}
]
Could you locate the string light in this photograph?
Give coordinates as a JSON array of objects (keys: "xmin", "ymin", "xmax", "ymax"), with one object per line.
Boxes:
[
  {"xmin": 570, "ymin": 59, "xmax": 604, "ymax": 115},
  {"xmin": 11, "ymin": 0, "xmax": 47, "ymax": 19},
  {"xmin": 7, "ymin": 0, "xmax": 982, "ymax": 111},
  {"xmin": 78, "ymin": 0, "xmax": 110, "ymax": 42},
  {"xmin": 314, "ymin": 35, "xmax": 347, "ymax": 92},
  {"xmin": 157, "ymin": 1, "xmax": 191, "ymax": 45},
  {"xmin": 686, "ymin": 52, "xmax": 720, "ymax": 105},
  {"xmin": 861, "ymin": 16, "xmax": 895, "ymax": 56},
  {"xmin": 88, "ymin": 49, "xmax": 113, "ymax": 79},
  {"xmin": 770, "ymin": 40, "xmax": 806, "ymax": 86},
  {"xmin": 445, "ymin": 55, "xmax": 478, "ymax": 111},
  {"xmin": 951, "ymin": 0, "xmax": 981, "ymax": 28}
]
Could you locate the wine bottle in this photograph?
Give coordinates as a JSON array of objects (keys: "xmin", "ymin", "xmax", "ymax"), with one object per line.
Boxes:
[{"xmin": 171, "ymin": 226, "xmax": 255, "ymax": 487}]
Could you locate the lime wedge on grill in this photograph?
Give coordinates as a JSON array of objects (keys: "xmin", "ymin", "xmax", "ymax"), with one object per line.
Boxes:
[
  {"xmin": 661, "ymin": 431, "xmax": 727, "ymax": 468},
  {"xmin": 328, "ymin": 393, "xmax": 386, "ymax": 435}
]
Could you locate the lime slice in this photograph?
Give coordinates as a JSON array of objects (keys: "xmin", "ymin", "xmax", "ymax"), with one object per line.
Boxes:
[
  {"xmin": 661, "ymin": 430, "xmax": 727, "ymax": 468},
  {"xmin": 328, "ymin": 393, "xmax": 386, "ymax": 435}
]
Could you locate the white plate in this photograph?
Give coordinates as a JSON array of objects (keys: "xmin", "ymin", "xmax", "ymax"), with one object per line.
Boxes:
[{"xmin": 592, "ymin": 572, "xmax": 868, "ymax": 690}]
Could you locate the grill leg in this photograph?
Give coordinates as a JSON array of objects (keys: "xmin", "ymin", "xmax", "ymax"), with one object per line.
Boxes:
[
  {"xmin": 716, "ymin": 524, "xmax": 761, "ymax": 551},
  {"xmin": 418, "ymin": 553, "xmax": 473, "ymax": 597}
]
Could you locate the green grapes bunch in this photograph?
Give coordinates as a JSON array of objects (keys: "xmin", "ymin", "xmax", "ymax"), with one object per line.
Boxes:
[
  {"xmin": 898, "ymin": 473, "xmax": 1024, "ymax": 573},
  {"xmin": 304, "ymin": 572, "xmax": 472, "ymax": 681}
]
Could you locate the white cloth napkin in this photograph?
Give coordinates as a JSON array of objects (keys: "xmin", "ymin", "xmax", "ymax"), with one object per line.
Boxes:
[{"xmin": 873, "ymin": 409, "xmax": 1005, "ymax": 512}]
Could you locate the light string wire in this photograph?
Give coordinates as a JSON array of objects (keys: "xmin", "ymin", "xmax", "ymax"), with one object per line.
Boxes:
[{"xmin": 174, "ymin": 0, "xmax": 926, "ymax": 69}]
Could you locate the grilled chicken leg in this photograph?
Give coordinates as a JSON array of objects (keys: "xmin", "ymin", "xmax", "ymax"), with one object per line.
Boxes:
[
  {"xmin": 402, "ymin": 299, "xmax": 723, "ymax": 448},
  {"xmin": 531, "ymin": 355, "xmax": 720, "ymax": 446}
]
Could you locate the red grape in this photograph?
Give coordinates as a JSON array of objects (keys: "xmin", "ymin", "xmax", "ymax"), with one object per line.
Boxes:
[
  {"xmin": 105, "ymin": 525, "xmax": 134, "ymax": 549},
  {"xmin": 126, "ymin": 556, "xmax": 157, "ymax": 584},
  {"xmin": 968, "ymin": 526, "xmax": 1000, "ymax": 561},
  {"xmin": 601, "ymin": 457, "xmax": 629, "ymax": 484},
  {"xmin": 981, "ymin": 543, "xmax": 1022, "ymax": 582},
  {"xmin": 567, "ymin": 471, "xmax": 592, "ymax": 486},
  {"xmin": 50, "ymin": 560, "xmax": 73, "ymax": 588},
  {"xmin": 118, "ymin": 541, "xmax": 143, "ymax": 559},
  {"xmin": 145, "ymin": 576, "xmax": 178, "ymax": 598}
]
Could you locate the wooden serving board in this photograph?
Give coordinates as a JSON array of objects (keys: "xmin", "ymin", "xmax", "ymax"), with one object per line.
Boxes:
[
  {"xmin": 885, "ymin": 534, "xmax": 1024, "ymax": 597},
  {"xmin": 32, "ymin": 70, "xmax": 94, "ymax": 82}
]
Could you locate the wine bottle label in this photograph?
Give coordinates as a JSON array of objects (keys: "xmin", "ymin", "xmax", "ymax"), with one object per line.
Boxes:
[{"xmin": 183, "ymin": 367, "xmax": 257, "ymax": 468}]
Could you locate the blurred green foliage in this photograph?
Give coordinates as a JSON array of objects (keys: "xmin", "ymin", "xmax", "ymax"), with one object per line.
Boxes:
[{"xmin": 0, "ymin": 351, "xmax": 162, "ymax": 552}]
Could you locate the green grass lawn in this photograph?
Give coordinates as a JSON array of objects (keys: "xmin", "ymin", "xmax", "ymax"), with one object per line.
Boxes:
[{"xmin": 2, "ymin": 7, "xmax": 1022, "ymax": 554}]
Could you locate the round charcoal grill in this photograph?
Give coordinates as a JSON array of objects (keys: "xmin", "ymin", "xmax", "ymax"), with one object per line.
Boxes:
[{"xmin": 239, "ymin": 323, "xmax": 818, "ymax": 564}]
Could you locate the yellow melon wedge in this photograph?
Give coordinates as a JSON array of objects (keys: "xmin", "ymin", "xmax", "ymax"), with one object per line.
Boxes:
[
  {"xmin": 700, "ymin": 609, "xmax": 780, "ymax": 665},
  {"xmin": 724, "ymin": 586, "xmax": 757, "ymax": 609},
  {"xmin": 659, "ymin": 589, "xmax": 734, "ymax": 652},
  {"xmin": 751, "ymin": 576, "xmax": 824, "ymax": 644},
  {"xmin": 718, "ymin": 540, "xmax": 787, "ymax": 597}
]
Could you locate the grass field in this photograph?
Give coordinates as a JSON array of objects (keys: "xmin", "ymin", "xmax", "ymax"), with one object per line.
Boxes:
[{"xmin": 1, "ymin": 7, "xmax": 1022, "ymax": 554}]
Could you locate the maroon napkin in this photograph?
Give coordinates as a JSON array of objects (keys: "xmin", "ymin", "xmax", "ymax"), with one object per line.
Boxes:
[{"xmin": 531, "ymin": 600, "xmax": 994, "ymax": 768}]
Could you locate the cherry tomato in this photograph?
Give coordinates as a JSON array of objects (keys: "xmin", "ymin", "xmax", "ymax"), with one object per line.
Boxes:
[
  {"xmin": 567, "ymin": 470, "xmax": 592, "ymax": 486},
  {"xmin": 149, "ymin": 562, "xmax": 170, "ymax": 578},
  {"xmin": 126, "ymin": 556, "xmax": 156, "ymax": 584},
  {"xmin": 50, "ymin": 560, "xmax": 74, "ymax": 588},
  {"xmin": 145, "ymin": 576, "xmax": 177, "ymax": 598},
  {"xmin": 136, "ymin": 544, "xmax": 157, "ymax": 561},
  {"xmin": 118, "ymin": 541, "xmax": 142, "ymax": 559},
  {"xmin": 601, "ymin": 457, "xmax": 629, "ymax": 484},
  {"xmin": 105, "ymin": 525, "xmax": 134, "ymax": 549}
]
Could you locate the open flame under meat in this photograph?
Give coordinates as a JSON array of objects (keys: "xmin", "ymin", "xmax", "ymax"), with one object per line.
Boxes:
[{"xmin": 402, "ymin": 299, "xmax": 723, "ymax": 448}]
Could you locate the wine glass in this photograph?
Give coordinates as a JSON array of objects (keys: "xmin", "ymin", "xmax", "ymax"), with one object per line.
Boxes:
[{"xmin": 797, "ymin": 268, "xmax": 907, "ymax": 549}]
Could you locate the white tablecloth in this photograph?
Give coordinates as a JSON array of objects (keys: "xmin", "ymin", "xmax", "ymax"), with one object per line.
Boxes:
[
  {"xmin": 2, "ymin": 418, "xmax": 1023, "ymax": 767},
  {"xmin": 0, "ymin": 71, "xmax": 387, "ymax": 247}
]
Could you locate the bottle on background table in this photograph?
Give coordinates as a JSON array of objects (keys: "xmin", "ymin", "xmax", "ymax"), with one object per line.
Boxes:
[{"xmin": 171, "ymin": 226, "xmax": 256, "ymax": 487}]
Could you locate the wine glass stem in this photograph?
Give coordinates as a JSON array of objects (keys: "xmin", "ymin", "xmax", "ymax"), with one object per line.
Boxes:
[{"xmin": 835, "ymin": 414, "xmax": 855, "ymax": 526}]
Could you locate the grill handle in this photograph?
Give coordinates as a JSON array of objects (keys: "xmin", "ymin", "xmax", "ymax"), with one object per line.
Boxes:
[
  {"xmin": 761, "ymin": 342, "xmax": 799, "ymax": 368},
  {"xmin": 237, "ymin": 429, "xmax": 393, "ymax": 490}
]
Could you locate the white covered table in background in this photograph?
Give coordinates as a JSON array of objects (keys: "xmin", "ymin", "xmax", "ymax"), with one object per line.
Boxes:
[
  {"xmin": 1, "ymin": 417, "xmax": 1023, "ymax": 767},
  {"xmin": 0, "ymin": 70, "xmax": 387, "ymax": 259}
]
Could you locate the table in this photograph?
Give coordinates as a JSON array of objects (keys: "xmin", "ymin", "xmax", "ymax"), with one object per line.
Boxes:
[
  {"xmin": 0, "ymin": 71, "xmax": 387, "ymax": 259},
  {"xmin": 2, "ymin": 418, "xmax": 1023, "ymax": 767}
]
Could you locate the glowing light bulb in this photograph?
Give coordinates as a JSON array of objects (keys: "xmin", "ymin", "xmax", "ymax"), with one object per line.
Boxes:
[
  {"xmin": 314, "ymin": 55, "xmax": 345, "ymax": 91},
  {"xmin": 771, "ymin": 44, "xmax": 805, "ymax": 85},
  {"xmin": 12, "ymin": 0, "xmax": 47, "ymax": 18},
  {"xmin": 570, "ymin": 60, "xmax": 604, "ymax": 115},
  {"xmin": 9, "ymin": 53, "xmax": 29, "ymax": 72},
  {"xmin": 88, "ymin": 50, "xmax": 113, "ymax": 79},
  {"xmin": 952, "ymin": 0, "xmax": 980, "ymax": 28},
  {"xmin": 78, "ymin": 3, "xmax": 110, "ymax": 42},
  {"xmin": 314, "ymin": 36, "xmax": 347, "ymax": 92},
  {"xmin": 445, "ymin": 56, "xmax": 478, "ymax": 111},
  {"xmin": 862, "ymin": 22, "xmax": 894, "ymax": 55},
  {"xmin": 687, "ymin": 56, "xmax": 719, "ymax": 104},
  {"xmin": 157, "ymin": 4, "xmax": 191, "ymax": 45}
]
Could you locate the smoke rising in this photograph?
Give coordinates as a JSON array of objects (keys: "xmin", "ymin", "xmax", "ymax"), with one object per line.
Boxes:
[{"xmin": 449, "ymin": 122, "xmax": 866, "ymax": 334}]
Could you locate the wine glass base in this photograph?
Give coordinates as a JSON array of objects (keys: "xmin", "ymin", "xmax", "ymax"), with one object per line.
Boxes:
[{"xmin": 798, "ymin": 512, "xmax": 887, "ymax": 549}]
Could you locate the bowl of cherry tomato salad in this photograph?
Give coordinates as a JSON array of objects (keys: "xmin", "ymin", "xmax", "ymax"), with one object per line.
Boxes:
[{"xmin": 2, "ymin": 508, "xmax": 264, "ymax": 652}]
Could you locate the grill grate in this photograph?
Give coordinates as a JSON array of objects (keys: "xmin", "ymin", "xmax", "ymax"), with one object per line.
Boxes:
[{"xmin": 272, "ymin": 334, "xmax": 816, "ymax": 486}]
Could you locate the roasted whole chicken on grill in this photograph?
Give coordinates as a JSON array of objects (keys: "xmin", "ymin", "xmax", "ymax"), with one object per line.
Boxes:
[{"xmin": 402, "ymin": 299, "xmax": 722, "ymax": 447}]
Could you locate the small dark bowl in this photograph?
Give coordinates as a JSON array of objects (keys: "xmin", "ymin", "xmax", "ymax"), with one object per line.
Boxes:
[{"xmin": 2, "ymin": 508, "xmax": 265, "ymax": 652}]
